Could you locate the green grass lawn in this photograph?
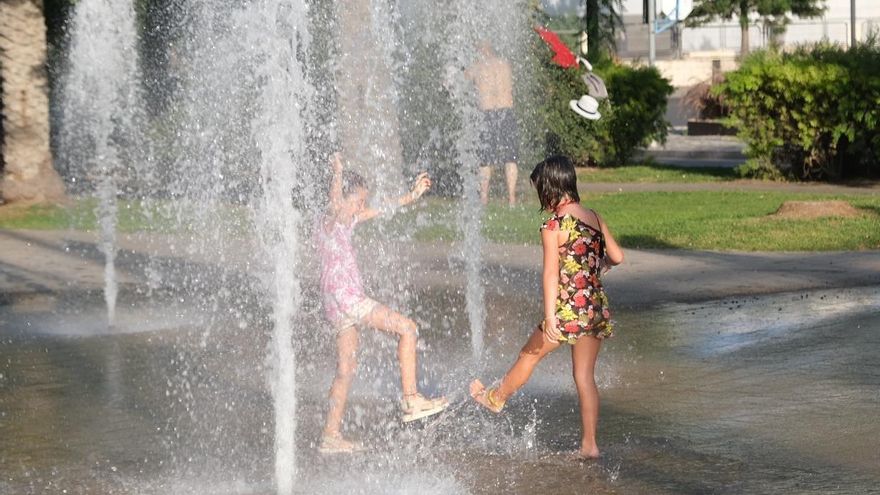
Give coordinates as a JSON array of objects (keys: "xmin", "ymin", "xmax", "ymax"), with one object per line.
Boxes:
[
  {"xmin": 3, "ymin": 191, "xmax": 879, "ymax": 251},
  {"xmin": 397, "ymin": 191, "xmax": 880, "ymax": 251},
  {"xmin": 0, "ymin": 199, "xmax": 247, "ymax": 233},
  {"xmin": 577, "ymin": 164, "xmax": 738, "ymax": 183},
  {"xmin": 0, "ymin": 200, "xmax": 180, "ymax": 232},
  {"xmin": 0, "ymin": 201, "xmax": 127, "ymax": 230}
]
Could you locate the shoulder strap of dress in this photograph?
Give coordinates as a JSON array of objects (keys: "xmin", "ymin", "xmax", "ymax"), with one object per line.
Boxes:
[
  {"xmin": 581, "ymin": 208, "xmax": 602, "ymax": 234},
  {"xmin": 587, "ymin": 209, "xmax": 602, "ymax": 234}
]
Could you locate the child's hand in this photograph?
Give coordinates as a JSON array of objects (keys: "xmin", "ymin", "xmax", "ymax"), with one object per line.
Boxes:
[
  {"xmin": 599, "ymin": 256, "xmax": 613, "ymax": 276},
  {"xmin": 329, "ymin": 152, "xmax": 343, "ymax": 174},
  {"xmin": 410, "ymin": 172, "xmax": 431, "ymax": 200},
  {"xmin": 542, "ymin": 318, "xmax": 562, "ymax": 342}
]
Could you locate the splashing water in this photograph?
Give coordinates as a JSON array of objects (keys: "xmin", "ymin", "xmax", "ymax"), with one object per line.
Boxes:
[
  {"xmin": 436, "ymin": 0, "xmax": 531, "ymax": 363},
  {"xmin": 50, "ymin": 0, "xmax": 535, "ymax": 492},
  {"xmin": 241, "ymin": 0, "xmax": 315, "ymax": 491},
  {"xmin": 13, "ymin": 2, "xmax": 880, "ymax": 492},
  {"xmin": 96, "ymin": 174, "xmax": 118, "ymax": 325},
  {"xmin": 335, "ymin": 0, "xmax": 413, "ymax": 327},
  {"xmin": 438, "ymin": 0, "xmax": 487, "ymax": 363},
  {"xmin": 61, "ymin": 0, "xmax": 318, "ymax": 491},
  {"xmin": 59, "ymin": 0, "xmax": 146, "ymax": 326},
  {"xmin": 211, "ymin": 0, "xmax": 312, "ymax": 495}
]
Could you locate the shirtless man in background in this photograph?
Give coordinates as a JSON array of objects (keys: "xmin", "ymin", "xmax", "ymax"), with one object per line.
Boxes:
[{"xmin": 465, "ymin": 41, "xmax": 520, "ymax": 206}]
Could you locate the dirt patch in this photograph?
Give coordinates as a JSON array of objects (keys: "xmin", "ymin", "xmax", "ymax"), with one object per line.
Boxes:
[{"xmin": 772, "ymin": 200, "xmax": 862, "ymax": 219}]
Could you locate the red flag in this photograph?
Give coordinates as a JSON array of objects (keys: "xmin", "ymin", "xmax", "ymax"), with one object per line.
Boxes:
[{"xmin": 534, "ymin": 27, "xmax": 578, "ymax": 69}]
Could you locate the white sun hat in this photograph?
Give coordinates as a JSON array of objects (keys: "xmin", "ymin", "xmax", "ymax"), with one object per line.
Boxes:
[{"xmin": 569, "ymin": 94, "xmax": 602, "ymax": 120}]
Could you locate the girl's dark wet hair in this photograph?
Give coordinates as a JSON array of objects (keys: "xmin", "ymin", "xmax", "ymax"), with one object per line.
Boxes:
[
  {"xmin": 530, "ymin": 155, "xmax": 580, "ymax": 211},
  {"xmin": 342, "ymin": 170, "xmax": 368, "ymax": 197}
]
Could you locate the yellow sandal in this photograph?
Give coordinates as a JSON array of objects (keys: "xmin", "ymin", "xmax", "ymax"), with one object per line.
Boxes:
[{"xmin": 470, "ymin": 379, "xmax": 505, "ymax": 413}]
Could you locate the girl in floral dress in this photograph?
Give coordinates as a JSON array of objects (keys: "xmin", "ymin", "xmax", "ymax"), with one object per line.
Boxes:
[
  {"xmin": 317, "ymin": 153, "xmax": 448, "ymax": 454},
  {"xmin": 470, "ymin": 155, "xmax": 624, "ymax": 459}
]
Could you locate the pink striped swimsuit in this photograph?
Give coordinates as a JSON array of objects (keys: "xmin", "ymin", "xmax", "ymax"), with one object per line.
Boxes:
[{"xmin": 317, "ymin": 218, "xmax": 369, "ymax": 325}]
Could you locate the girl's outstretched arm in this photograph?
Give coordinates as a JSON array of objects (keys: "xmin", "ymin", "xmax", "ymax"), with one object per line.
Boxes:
[
  {"xmin": 541, "ymin": 227, "xmax": 563, "ymax": 342},
  {"xmin": 355, "ymin": 172, "xmax": 431, "ymax": 223},
  {"xmin": 598, "ymin": 214, "xmax": 624, "ymax": 266},
  {"xmin": 328, "ymin": 152, "xmax": 344, "ymax": 214}
]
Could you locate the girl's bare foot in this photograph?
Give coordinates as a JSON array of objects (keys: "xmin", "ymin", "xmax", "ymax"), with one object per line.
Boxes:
[
  {"xmin": 469, "ymin": 379, "xmax": 504, "ymax": 413},
  {"xmin": 318, "ymin": 433, "xmax": 364, "ymax": 454},
  {"xmin": 577, "ymin": 445, "xmax": 600, "ymax": 460}
]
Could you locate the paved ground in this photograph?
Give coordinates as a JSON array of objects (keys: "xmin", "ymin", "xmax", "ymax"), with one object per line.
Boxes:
[
  {"xmin": 638, "ymin": 133, "xmax": 746, "ymax": 168},
  {"xmin": 2, "ymin": 229, "xmax": 878, "ymax": 310}
]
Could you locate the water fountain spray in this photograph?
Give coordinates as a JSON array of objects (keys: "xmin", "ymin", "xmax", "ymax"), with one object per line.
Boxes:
[
  {"xmin": 59, "ymin": 0, "xmax": 146, "ymax": 327},
  {"xmin": 239, "ymin": 1, "xmax": 315, "ymax": 492},
  {"xmin": 439, "ymin": 0, "xmax": 487, "ymax": 363}
]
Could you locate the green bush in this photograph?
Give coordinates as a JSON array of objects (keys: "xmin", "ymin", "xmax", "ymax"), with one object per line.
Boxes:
[
  {"xmin": 602, "ymin": 63, "xmax": 674, "ymax": 164},
  {"xmin": 719, "ymin": 41, "xmax": 880, "ymax": 180},
  {"xmin": 734, "ymin": 157, "xmax": 784, "ymax": 180},
  {"xmin": 535, "ymin": 44, "xmax": 672, "ymax": 166}
]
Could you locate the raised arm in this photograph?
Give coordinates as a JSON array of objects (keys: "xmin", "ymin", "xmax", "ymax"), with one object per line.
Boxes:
[
  {"xmin": 328, "ymin": 152, "xmax": 344, "ymax": 214},
  {"xmin": 355, "ymin": 172, "xmax": 431, "ymax": 223}
]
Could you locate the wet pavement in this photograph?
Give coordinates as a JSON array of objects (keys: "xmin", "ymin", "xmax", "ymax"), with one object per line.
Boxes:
[
  {"xmin": 3, "ymin": 229, "xmax": 880, "ymax": 309},
  {"xmin": 1, "ymin": 231, "xmax": 879, "ymax": 493}
]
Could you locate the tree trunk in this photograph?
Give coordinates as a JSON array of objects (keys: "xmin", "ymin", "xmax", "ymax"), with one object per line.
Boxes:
[
  {"xmin": 739, "ymin": 1, "xmax": 750, "ymax": 57},
  {"xmin": 585, "ymin": 0, "xmax": 600, "ymax": 60},
  {"xmin": 0, "ymin": 0, "xmax": 65, "ymax": 204},
  {"xmin": 740, "ymin": 21, "xmax": 751, "ymax": 55}
]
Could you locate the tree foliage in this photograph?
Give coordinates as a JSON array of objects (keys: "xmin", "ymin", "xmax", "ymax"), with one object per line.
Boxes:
[
  {"xmin": 686, "ymin": 0, "xmax": 825, "ymax": 55},
  {"xmin": 534, "ymin": 41, "xmax": 673, "ymax": 166},
  {"xmin": 688, "ymin": 0, "xmax": 825, "ymax": 23}
]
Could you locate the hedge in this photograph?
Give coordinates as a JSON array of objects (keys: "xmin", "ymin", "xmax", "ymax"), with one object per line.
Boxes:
[{"xmin": 718, "ymin": 41, "xmax": 880, "ymax": 180}]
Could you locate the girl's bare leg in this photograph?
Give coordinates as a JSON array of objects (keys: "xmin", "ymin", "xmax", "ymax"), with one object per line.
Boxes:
[
  {"xmin": 323, "ymin": 326, "xmax": 359, "ymax": 437},
  {"xmin": 472, "ymin": 328, "xmax": 560, "ymax": 409},
  {"xmin": 571, "ymin": 335, "xmax": 602, "ymax": 458},
  {"xmin": 362, "ymin": 303, "xmax": 419, "ymax": 396}
]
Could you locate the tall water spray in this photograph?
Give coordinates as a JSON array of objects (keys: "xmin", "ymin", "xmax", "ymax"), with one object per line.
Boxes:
[
  {"xmin": 438, "ymin": 0, "xmax": 531, "ymax": 363},
  {"xmin": 60, "ymin": 0, "xmax": 317, "ymax": 489},
  {"xmin": 440, "ymin": 1, "xmax": 488, "ymax": 362},
  {"xmin": 166, "ymin": 0, "xmax": 317, "ymax": 490},
  {"xmin": 59, "ymin": 0, "xmax": 146, "ymax": 326},
  {"xmin": 239, "ymin": 1, "xmax": 315, "ymax": 492}
]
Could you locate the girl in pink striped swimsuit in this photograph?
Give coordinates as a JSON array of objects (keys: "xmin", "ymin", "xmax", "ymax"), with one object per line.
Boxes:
[{"xmin": 317, "ymin": 153, "xmax": 448, "ymax": 454}]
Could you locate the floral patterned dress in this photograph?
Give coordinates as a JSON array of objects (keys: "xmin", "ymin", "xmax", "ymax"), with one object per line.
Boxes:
[{"xmin": 541, "ymin": 213, "xmax": 614, "ymax": 343}]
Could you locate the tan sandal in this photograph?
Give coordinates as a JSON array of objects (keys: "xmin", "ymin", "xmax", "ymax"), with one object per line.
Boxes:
[
  {"xmin": 318, "ymin": 434, "xmax": 364, "ymax": 454},
  {"xmin": 401, "ymin": 393, "xmax": 449, "ymax": 422},
  {"xmin": 469, "ymin": 379, "xmax": 504, "ymax": 413}
]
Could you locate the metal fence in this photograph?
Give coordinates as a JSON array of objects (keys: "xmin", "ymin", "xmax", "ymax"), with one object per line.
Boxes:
[{"xmin": 681, "ymin": 17, "xmax": 880, "ymax": 54}]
